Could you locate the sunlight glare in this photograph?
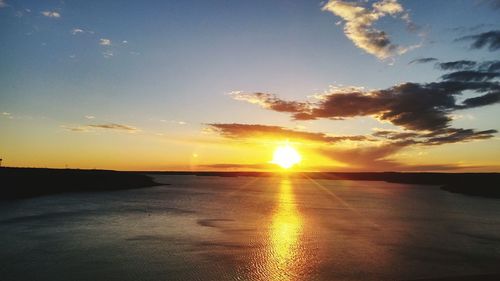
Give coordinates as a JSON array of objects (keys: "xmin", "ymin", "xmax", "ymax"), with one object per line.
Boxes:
[{"xmin": 271, "ymin": 144, "xmax": 301, "ymax": 169}]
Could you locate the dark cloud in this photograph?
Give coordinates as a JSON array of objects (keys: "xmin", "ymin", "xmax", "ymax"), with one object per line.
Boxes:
[
  {"xmin": 408, "ymin": 57, "xmax": 438, "ymax": 64},
  {"xmin": 456, "ymin": 30, "xmax": 500, "ymax": 51},
  {"xmin": 372, "ymin": 130, "xmax": 420, "ymax": 140},
  {"xmin": 460, "ymin": 91, "xmax": 500, "ymax": 108},
  {"xmin": 373, "ymin": 128, "xmax": 497, "ymax": 146},
  {"xmin": 233, "ymin": 80, "xmax": 500, "ymax": 131},
  {"xmin": 422, "ymin": 128, "xmax": 497, "ymax": 145},
  {"xmin": 206, "ymin": 123, "xmax": 368, "ymax": 143},
  {"xmin": 437, "ymin": 60, "xmax": 477, "ymax": 70},
  {"xmin": 441, "ymin": 71, "xmax": 500, "ymax": 81},
  {"xmin": 479, "ymin": 60, "xmax": 500, "ymax": 72}
]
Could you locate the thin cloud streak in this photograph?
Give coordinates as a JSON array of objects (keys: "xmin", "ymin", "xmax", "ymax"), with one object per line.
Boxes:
[
  {"xmin": 62, "ymin": 123, "xmax": 139, "ymax": 133},
  {"xmin": 41, "ymin": 11, "xmax": 60, "ymax": 18}
]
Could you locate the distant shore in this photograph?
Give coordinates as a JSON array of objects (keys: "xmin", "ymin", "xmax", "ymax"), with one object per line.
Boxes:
[
  {"xmin": 0, "ymin": 167, "xmax": 158, "ymax": 199},
  {"xmin": 1, "ymin": 168, "xmax": 499, "ymax": 199},
  {"xmin": 147, "ymin": 171, "xmax": 500, "ymax": 199}
]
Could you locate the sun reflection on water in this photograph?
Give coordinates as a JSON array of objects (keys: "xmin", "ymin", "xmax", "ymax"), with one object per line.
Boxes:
[{"xmin": 266, "ymin": 178, "xmax": 304, "ymax": 280}]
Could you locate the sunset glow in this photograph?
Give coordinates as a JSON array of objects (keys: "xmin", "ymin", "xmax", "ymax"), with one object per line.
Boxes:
[{"xmin": 0, "ymin": 0, "xmax": 499, "ymax": 172}]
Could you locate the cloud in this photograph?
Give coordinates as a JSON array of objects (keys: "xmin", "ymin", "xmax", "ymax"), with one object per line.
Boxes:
[
  {"xmin": 99, "ymin": 38, "xmax": 112, "ymax": 46},
  {"xmin": 160, "ymin": 119, "xmax": 187, "ymax": 125},
  {"xmin": 318, "ymin": 142, "xmax": 407, "ymax": 170},
  {"xmin": 0, "ymin": 0, "xmax": 8, "ymax": 8},
  {"xmin": 232, "ymin": 80, "xmax": 500, "ymax": 132},
  {"xmin": 87, "ymin": 123, "xmax": 137, "ymax": 131},
  {"xmin": 71, "ymin": 28, "xmax": 84, "ymax": 35},
  {"xmin": 318, "ymin": 143, "xmax": 489, "ymax": 171},
  {"xmin": 479, "ymin": 60, "xmax": 500, "ymax": 72},
  {"xmin": 230, "ymin": 91, "xmax": 309, "ymax": 114},
  {"xmin": 41, "ymin": 11, "xmax": 61, "ymax": 18},
  {"xmin": 1, "ymin": 112, "xmax": 13, "ymax": 119},
  {"xmin": 456, "ymin": 30, "xmax": 500, "ymax": 51},
  {"xmin": 102, "ymin": 50, "xmax": 114, "ymax": 58},
  {"xmin": 84, "ymin": 115, "xmax": 95, "ymax": 119},
  {"xmin": 441, "ymin": 71, "xmax": 500, "ymax": 81},
  {"xmin": 207, "ymin": 122, "xmax": 497, "ymax": 171},
  {"xmin": 373, "ymin": 128, "xmax": 498, "ymax": 146},
  {"xmin": 60, "ymin": 125, "xmax": 90, "ymax": 132},
  {"xmin": 199, "ymin": 163, "xmax": 274, "ymax": 170},
  {"xmin": 422, "ymin": 128, "xmax": 497, "ymax": 145},
  {"xmin": 408, "ymin": 57, "xmax": 437, "ymax": 64},
  {"xmin": 62, "ymin": 123, "xmax": 138, "ymax": 133},
  {"xmin": 206, "ymin": 123, "xmax": 368, "ymax": 144},
  {"xmin": 322, "ymin": 0, "xmax": 419, "ymax": 59},
  {"xmin": 460, "ymin": 91, "xmax": 500, "ymax": 108},
  {"xmin": 437, "ymin": 60, "xmax": 477, "ymax": 70}
]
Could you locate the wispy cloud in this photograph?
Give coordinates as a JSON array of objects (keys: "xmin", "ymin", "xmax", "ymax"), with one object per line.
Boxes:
[
  {"xmin": 41, "ymin": 11, "xmax": 61, "ymax": 18},
  {"xmin": 408, "ymin": 57, "xmax": 437, "ymax": 64},
  {"xmin": 87, "ymin": 123, "xmax": 137, "ymax": 131},
  {"xmin": 102, "ymin": 50, "xmax": 114, "ymax": 58},
  {"xmin": 71, "ymin": 28, "xmax": 84, "ymax": 35},
  {"xmin": 456, "ymin": 30, "xmax": 500, "ymax": 51},
  {"xmin": 2, "ymin": 112, "xmax": 13, "ymax": 119},
  {"xmin": 322, "ymin": 0, "xmax": 420, "ymax": 59},
  {"xmin": 60, "ymin": 125, "xmax": 91, "ymax": 132},
  {"xmin": 84, "ymin": 115, "xmax": 95, "ymax": 119},
  {"xmin": 437, "ymin": 60, "xmax": 477, "ymax": 70},
  {"xmin": 62, "ymin": 123, "xmax": 139, "ymax": 133},
  {"xmin": 206, "ymin": 123, "xmax": 369, "ymax": 144},
  {"xmin": 160, "ymin": 119, "xmax": 187, "ymax": 125},
  {"xmin": 0, "ymin": 0, "xmax": 8, "ymax": 8},
  {"xmin": 99, "ymin": 38, "xmax": 112, "ymax": 46}
]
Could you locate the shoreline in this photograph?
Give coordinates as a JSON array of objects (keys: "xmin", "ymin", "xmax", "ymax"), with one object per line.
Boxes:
[{"xmin": 1, "ymin": 168, "xmax": 499, "ymax": 199}]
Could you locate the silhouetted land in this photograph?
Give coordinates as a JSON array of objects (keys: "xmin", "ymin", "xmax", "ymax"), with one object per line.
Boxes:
[
  {"xmin": 0, "ymin": 167, "xmax": 158, "ymax": 199},
  {"xmin": 1, "ymin": 168, "xmax": 499, "ymax": 199}
]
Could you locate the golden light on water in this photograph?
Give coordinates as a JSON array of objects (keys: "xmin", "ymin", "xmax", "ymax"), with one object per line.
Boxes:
[
  {"xmin": 266, "ymin": 178, "xmax": 304, "ymax": 280},
  {"xmin": 271, "ymin": 144, "xmax": 301, "ymax": 169}
]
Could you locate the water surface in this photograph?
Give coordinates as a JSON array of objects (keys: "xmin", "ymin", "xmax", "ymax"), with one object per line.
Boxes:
[{"xmin": 1, "ymin": 175, "xmax": 500, "ymax": 280}]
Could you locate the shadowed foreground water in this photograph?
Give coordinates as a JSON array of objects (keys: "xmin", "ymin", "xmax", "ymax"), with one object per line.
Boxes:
[{"xmin": 1, "ymin": 175, "xmax": 500, "ymax": 281}]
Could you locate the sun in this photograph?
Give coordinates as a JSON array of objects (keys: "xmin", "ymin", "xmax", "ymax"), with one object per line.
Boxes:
[{"xmin": 271, "ymin": 144, "xmax": 301, "ymax": 169}]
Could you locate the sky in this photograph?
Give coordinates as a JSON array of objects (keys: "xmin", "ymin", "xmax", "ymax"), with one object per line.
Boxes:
[{"xmin": 1, "ymin": 0, "xmax": 500, "ymax": 171}]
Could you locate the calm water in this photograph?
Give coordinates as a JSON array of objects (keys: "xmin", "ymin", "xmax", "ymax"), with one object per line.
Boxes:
[{"xmin": 1, "ymin": 175, "xmax": 500, "ymax": 281}]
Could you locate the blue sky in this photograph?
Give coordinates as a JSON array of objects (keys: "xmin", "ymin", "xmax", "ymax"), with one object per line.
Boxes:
[{"xmin": 1, "ymin": 0, "xmax": 500, "ymax": 171}]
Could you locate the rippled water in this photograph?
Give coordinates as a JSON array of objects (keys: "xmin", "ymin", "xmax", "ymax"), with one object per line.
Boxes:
[{"xmin": 1, "ymin": 175, "xmax": 500, "ymax": 281}]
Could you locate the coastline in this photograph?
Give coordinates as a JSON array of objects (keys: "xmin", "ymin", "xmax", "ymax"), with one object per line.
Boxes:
[{"xmin": 2, "ymin": 168, "xmax": 499, "ymax": 199}]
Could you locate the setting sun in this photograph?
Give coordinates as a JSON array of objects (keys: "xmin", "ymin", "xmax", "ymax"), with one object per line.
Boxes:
[{"xmin": 271, "ymin": 144, "xmax": 302, "ymax": 169}]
